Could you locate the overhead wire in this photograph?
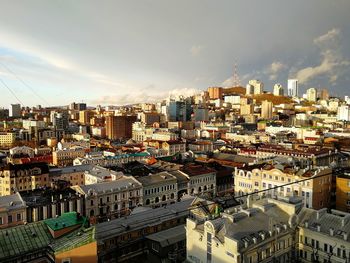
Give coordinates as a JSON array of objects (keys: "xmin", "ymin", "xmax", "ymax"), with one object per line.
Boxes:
[{"xmin": 0, "ymin": 78, "xmax": 24, "ymax": 105}]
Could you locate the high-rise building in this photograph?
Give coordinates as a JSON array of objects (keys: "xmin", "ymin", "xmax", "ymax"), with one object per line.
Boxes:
[
  {"xmin": 306, "ymin": 88, "xmax": 317, "ymax": 102},
  {"xmin": 287, "ymin": 79, "xmax": 298, "ymax": 97},
  {"xmin": 273, "ymin": 83, "xmax": 284, "ymax": 96},
  {"xmin": 337, "ymin": 105, "xmax": 350, "ymax": 121},
  {"xmin": 79, "ymin": 110, "xmax": 93, "ymax": 125},
  {"xmin": 208, "ymin": 87, "xmax": 223, "ymax": 99},
  {"xmin": 319, "ymin": 88, "xmax": 329, "ymax": 100},
  {"xmin": 167, "ymin": 100, "xmax": 192, "ymax": 122},
  {"xmin": 248, "ymin": 79, "xmax": 264, "ymax": 95},
  {"xmin": 193, "ymin": 107, "xmax": 209, "ymax": 122},
  {"xmin": 261, "ymin": 100, "xmax": 273, "ymax": 119},
  {"xmin": 246, "ymin": 84, "xmax": 254, "ymax": 95},
  {"xmin": 106, "ymin": 115, "xmax": 137, "ymax": 140},
  {"xmin": 51, "ymin": 111, "xmax": 69, "ymax": 130},
  {"xmin": 9, "ymin": 104, "xmax": 21, "ymax": 117}
]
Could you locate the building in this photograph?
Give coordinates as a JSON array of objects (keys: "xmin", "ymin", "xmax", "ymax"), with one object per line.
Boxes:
[
  {"xmin": 338, "ymin": 105, "xmax": 350, "ymax": 121},
  {"xmin": 162, "ymin": 140, "xmax": 186, "ymax": 156},
  {"xmin": 0, "ymin": 192, "xmax": 26, "ymax": 228},
  {"xmin": 52, "ymin": 147, "xmax": 86, "ymax": 167},
  {"xmin": 84, "ymin": 165, "xmax": 125, "ymax": 185},
  {"xmin": 167, "ymin": 99, "xmax": 192, "ymax": 122},
  {"xmin": 180, "ymin": 164, "xmax": 216, "ymax": 197},
  {"xmin": 95, "ymin": 197, "xmax": 194, "ymax": 263},
  {"xmin": 51, "ymin": 111, "xmax": 69, "ymax": 130},
  {"xmin": 273, "ymin": 83, "xmax": 284, "ymax": 96},
  {"xmin": 188, "ymin": 140, "xmax": 214, "ymax": 153},
  {"xmin": 137, "ymin": 171, "xmax": 178, "ymax": 207},
  {"xmin": 234, "ymin": 165, "xmax": 332, "ymax": 209},
  {"xmin": 9, "ymin": 104, "xmax": 21, "ymax": 117},
  {"xmin": 186, "ymin": 197, "xmax": 302, "ymax": 263},
  {"xmin": 0, "ymin": 162, "xmax": 50, "ymax": 196},
  {"xmin": 79, "ymin": 110, "xmax": 93, "ymax": 125},
  {"xmin": 140, "ymin": 112, "xmax": 161, "ymax": 126},
  {"xmin": 288, "ymin": 79, "xmax": 298, "ymax": 97},
  {"xmin": 73, "ymin": 175, "xmax": 142, "ymax": 220},
  {"xmin": 193, "ymin": 107, "xmax": 209, "ymax": 122},
  {"xmin": 151, "ymin": 131, "xmax": 178, "ymax": 141},
  {"xmin": 297, "ymin": 208, "xmax": 350, "ymax": 263},
  {"xmin": 0, "ymin": 132, "xmax": 16, "ymax": 147},
  {"xmin": 306, "ymin": 88, "xmax": 317, "ymax": 102},
  {"xmin": 0, "ymin": 212, "xmax": 97, "ymax": 263},
  {"xmin": 248, "ymin": 79, "xmax": 264, "ymax": 95},
  {"xmin": 261, "ymin": 100, "xmax": 273, "ymax": 119},
  {"xmin": 240, "ymin": 104, "xmax": 254, "ymax": 116},
  {"xmin": 319, "ymin": 88, "xmax": 329, "ymax": 100},
  {"xmin": 106, "ymin": 115, "xmax": 137, "ymax": 140},
  {"xmin": 336, "ymin": 170, "xmax": 350, "ymax": 212},
  {"xmin": 208, "ymin": 87, "xmax": 223, "ymax": 99}
]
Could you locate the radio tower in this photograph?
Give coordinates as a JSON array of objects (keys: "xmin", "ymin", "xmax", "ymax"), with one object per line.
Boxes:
[{"xmin": 232, "ymin": 63, "xmax": 240, "ymax": 87}]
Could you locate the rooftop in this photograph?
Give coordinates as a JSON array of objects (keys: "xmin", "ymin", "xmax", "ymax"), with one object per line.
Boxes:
[
  {"xmin": 44, "ymin": 212, "xmax": 85, "ymax": 231},
  {"xmin": 136, "ymin": 171, "xmax": 177, "ymax": 186}
]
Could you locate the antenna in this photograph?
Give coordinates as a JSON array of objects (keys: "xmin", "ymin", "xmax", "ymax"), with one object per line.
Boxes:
[{"xmin": 233, "ymin": 63, "xmax": 240, "ymax": 87}]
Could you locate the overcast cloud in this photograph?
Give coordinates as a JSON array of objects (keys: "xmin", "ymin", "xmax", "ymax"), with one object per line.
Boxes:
[{"xmin": 0, "ymin": 0, "xmax": 349, "ymax": 106}]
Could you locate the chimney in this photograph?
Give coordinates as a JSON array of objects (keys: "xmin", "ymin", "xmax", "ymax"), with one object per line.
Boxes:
[
  {"xmin": 317, "ymin": 224, "xmax": 321, "ymax": 232},
  {"xmin": 304, "ymin": 221, "xmax": 309, "ymax": 228},
  {"xmin": 343, "ymin": 232, "xmax": 348, "ymax": 241},
  {"xmin": 329, "ymin": 227, "xmax": 334, "ymax": 236}
]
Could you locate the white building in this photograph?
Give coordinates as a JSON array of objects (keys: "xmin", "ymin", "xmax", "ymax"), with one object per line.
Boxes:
[
  {"xmin": 287, "ymin": 79, "xmax": 298, "ymax": 97},
  {"xmin": 248, "ymin": 79, "xmax": 264, "ymax": 95},
  {"xmin": 337, "ymin": 105, "xmax": 350, "ymax": 121},
  {"xmin": 273, "ymin": 83, "xmax": 284, "ymax": 96},
  {"xmin": 306, "ymin": 88, "xmax": 317, "ymax": 102},
  {"xmin": 9, "ymin": 104, "xmax": 21, "ymax": 118}
]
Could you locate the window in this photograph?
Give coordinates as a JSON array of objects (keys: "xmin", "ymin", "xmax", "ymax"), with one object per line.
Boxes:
[
  {"xmin": 17, "ymin": 213, "xmax": 21, "ymax": 221},
  {"xmin": 8, "ymin": 215, "xmax": 12, "ymax": 223},
  {"xmin": 0, "ymin": 217, "xmax": 2, "ymax": 225},
  {"xmin": 151, "ymin": 242, "xmax": 159, "ymax": 252},
  {"xmin": 61, "ymin": 258, "xmax": 71, "ymax": 263}
]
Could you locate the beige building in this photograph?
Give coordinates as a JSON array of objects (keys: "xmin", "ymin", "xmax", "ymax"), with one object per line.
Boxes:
[
  {"xmin": 261, "ymin": 100, "xmax": 273, "ymax": 119},
  {"xmin": 297, "ymin": 208, "xmax": 350, "ymax": 262},
  {"xmin": 186, "ymin": 197, "xmax": 301, "ymax": 263},
  {"xmin": 162, "ymin": 140, "xmax": 186, "ymax": 156},
  {"xmin": 52, "ymin": 147, "xmax": 85, "ymax": 167},
  {"xmin": 240, "ymin": 104, "xmax": 254, "ymax": 115},
  {"xmin": 0, "ymin": 192, "xmax": 27, "ymax": 228},
  {"xmin": 234, "ymin": 165, "xmax": 332, "ymax": 209},
  {"xmin": 0, "ymin": 132, "xmax": 16, "ymax": 147}
]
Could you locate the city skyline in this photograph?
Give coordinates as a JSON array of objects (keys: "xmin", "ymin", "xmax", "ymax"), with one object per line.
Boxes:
[{"xmin": 0, "ymin": 0, "xmax": 350, "ymax": 107}]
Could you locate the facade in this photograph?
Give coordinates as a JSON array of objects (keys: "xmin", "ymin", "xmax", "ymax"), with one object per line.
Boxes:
[
  {"xmin": 0, "ymin": 132, "xmax": 16, "ymax": 147},
  {"xmin": 306, "ymin": 88, "xmax": 317, "ymax": 102},
  {"xmin": 106, "ymin": 115, "xmax": 137, "ymax": 140},
  {"xmin": 73, "ymin": 176, "xmax": 142, "ymax": 220},
  {"xmin": 140, "ymin": 112, "xmax": 161, "ymax": 126},
  {"xmin": 338, "ymin": 105, "xmax": 350, "ymax": 121},
  {"xmin": 188, "ymin": 140, "xmax": 214, "ymax": 153},
  {"xmin": 297, "ymin": 208, "xmax": 350, "ymax": 263},
  {"xmin": 273, "ymin": 83, "xmax": 284, "ymax": 96},
  {"xmin": 208, "ymin": 87, "xmax": 223, "ymax": 100},
  {"xmin": 84, "ymin": 165, "xmax": 125, "ymax": 185},
  {"xmin": 288, "ymin": 79, "xmax": 298, "ymax": 97},
  {"xmin": 162, "ymin": 140, "xmax": 186, "ymax": 156},
  {"xmin": 52, "ymin": 147, "xmax": 86, "ymax": 167},
  {"xmin": 0, "ymin": 192, "xmax": 26, "ymax": 228},
  {"xmin": 0, "ymin": 162, "xmax": 50, "ymax": 196},
  {"xmin": 336, "ymin": 170, "xmax": 350, "ymax": 212},
  {"xmin": 137, "ymin": 171, "xmax": 178, "ymax": 207},
  {"xmin": 248, "ymin": 79, "xmax": 264, "ymax": 95},
  {"xmin": 180, "ymin": 164, "xmax": 217, "ymax": 197},
  {"xmin": 234, "ymin": 165, "xmax": 332, "ymax": 209},
  {"xmin": 187, "ymin": 197, "xmax": 301, "ymax": 263},
  {"xmin": 9, "ymin": 104, "xmax": 21, "ymax": 117},
  {"xmin": 261, "ymin": 100, "xmax": 273, "ymax": 119},
  {"xmin": 152, "ymin": 131, "xmax": 178, "ymax": 141}
]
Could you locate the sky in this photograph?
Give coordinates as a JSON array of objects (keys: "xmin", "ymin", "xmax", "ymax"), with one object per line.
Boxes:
[{"xmin": 0, "ymin": 0, "xmax": 349, "ymax": 107}]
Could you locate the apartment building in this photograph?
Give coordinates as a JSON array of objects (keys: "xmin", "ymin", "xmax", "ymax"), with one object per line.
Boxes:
[
  {"xmin": 52, "ymin": 146, "xmax": 86, "ymax": 167},
  {"xmin": 234, "ymin": 164, "xmax": 332, "ymax": 209},
  {"xmin": 0, "ymin": 132, "xmax": 16, "ymax": 147},
  {"xmin": 336, "ymin": 169, "xmax": 350, "ymax": 213}
]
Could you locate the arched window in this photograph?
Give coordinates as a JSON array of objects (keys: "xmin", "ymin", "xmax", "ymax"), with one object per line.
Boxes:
[
  {"xmin": 198, "ymin": 187, "xmax": 202, "ymax": 193},
  {"xmin": 170, "ymin": 193, "xmax": 175, "ymax": 199},
  {"xmin": 146, "ymin": 199, "xmax": 150, "ymax": 205},
  {"xmin": 155, "ymin": 197, "xmax": 159, "ymax": 203},
  {"xmin": 162, "ymin": 195, "xmax": 166, "ymax": 201}
]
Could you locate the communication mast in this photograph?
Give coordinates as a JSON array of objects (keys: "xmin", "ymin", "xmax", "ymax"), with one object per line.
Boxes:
[{"xmin": 232, "ymin": 63, "xmax": 240, "ymax": 87}]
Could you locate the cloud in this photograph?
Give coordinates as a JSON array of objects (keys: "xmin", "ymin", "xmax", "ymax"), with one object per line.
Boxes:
[
  {"xmin": 293, "ymin": 28, "xmax": 350, "ymax": 85},
  {"xmin": 265, "ymin": 61, "xmax": 287, "ymax": 81},
  {"xmin": 190, "ymin": 45, "xmax": 203, "ymax": 56}
]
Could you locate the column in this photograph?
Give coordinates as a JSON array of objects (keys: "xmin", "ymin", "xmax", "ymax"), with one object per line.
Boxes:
[
  {"xmin": 69, "ymin": 200, "xmax": 74, "ymax": 212},
  {"xmin": 77, "ymin": 199, "xmax": 82, "ymax": 214},
  {"xmin": 43, "ymin": 206, "xmax": 48, "ymax": 220},
  {"xmin": 33, "ymin": 207, "xmax": 38, "ymax": 222},
  {"xmin": 52, "ymin": 203, "xmax": 57, "ymax": 217},
  {"xmin": 60, "ymin": 202, "xmax": 65, "ymax": 215}
]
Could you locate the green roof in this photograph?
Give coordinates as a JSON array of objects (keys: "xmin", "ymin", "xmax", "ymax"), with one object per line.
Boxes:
[
  {"xmin": 44, "ymin": 212, "xmax": 85, "ymax": 231},
  {"xmin": 52, "ymin": 227, "xmax": 95, "ymax": 253},
  {"xmin": 0, "ymin": 222, "xmax": 52, "ymax": 261}
]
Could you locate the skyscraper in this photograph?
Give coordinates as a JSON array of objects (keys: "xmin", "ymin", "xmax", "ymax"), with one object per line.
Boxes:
[
  {"xmin": 9, "ymin": 104, "xmax": 21, "ymax": 117},
  {"xmin": 287, "ymin": 79, "xmax": 298, "ymax": 97},
  {"xmin": 106, "ymin": 115, "xmax": 137, "ymax": 140},
  {"xmin": 261, "ymin": 100, "xmax": 273, "ymax": 119}
]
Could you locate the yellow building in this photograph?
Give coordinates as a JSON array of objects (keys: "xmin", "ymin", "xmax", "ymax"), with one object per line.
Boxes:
[
  {"xmin": 0, "ymin": 132, "xmax": 16, "ymax": 147},
  {"xmin": 52, "ymin": 147, "xmax": 86, "ymax": 167},
  {"xmin": 336, "ymin": 171, "xmax": 350, "ymax": 212}
]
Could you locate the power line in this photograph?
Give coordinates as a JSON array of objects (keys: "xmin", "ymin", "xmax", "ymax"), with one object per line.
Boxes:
[
  {"xmin": 0, "ymin": 78, "xmax": 24, "ymax": 105},
  {"xmin": 0, "ymin": 61, "xmax": 50, "ymax": 106},
  {"xmin": 95, "ymin": 170, "xmax": 332, "ymax": 235}
]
